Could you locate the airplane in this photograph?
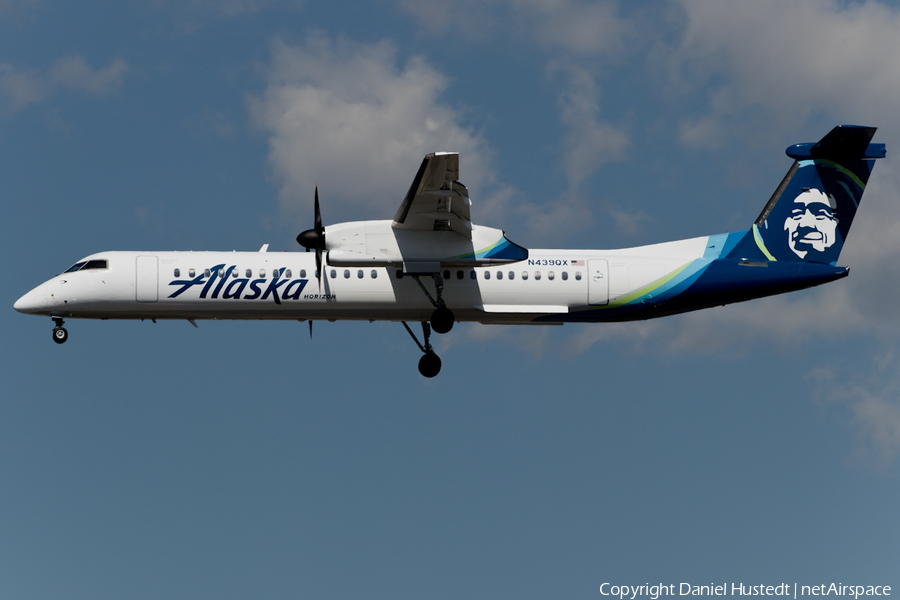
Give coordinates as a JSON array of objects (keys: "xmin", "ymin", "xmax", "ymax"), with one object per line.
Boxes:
[{"xmin": 14, "ymin": 125, "xmax": 885, "ymax": 377}]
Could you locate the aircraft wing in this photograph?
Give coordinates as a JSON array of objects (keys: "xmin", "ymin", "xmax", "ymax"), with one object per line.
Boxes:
[{"xmin": 392, "ymin": 152, "xmax": 472, "ymax": 239}]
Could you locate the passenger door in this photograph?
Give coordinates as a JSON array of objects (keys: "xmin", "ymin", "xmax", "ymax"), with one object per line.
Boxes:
[
  {"xmin": 135, "ymin": 255, "xmax": 158, "ymax": 302},
  {"xmin": 588, "ymin": 259, "xmax": 608, "ymax": 306}
]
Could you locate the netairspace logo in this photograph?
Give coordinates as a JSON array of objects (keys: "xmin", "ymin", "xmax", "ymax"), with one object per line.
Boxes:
[{"xmin": 599, "ymin": 584, "xmax": 892, "ymax": 600}]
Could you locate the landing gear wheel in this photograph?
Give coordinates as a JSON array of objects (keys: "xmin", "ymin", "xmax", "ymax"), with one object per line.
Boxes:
[
  {"xmin": 430, "ymin": 306, "xmax": 454, "ymax": 334},
  {"xmin": 402, "ymin": 321, "xmax": 444, "ymax": 378},
  {"xmin": 418, "ymin": 351, "xmax": 441, "ymax": 378},
  {"xmin": 52, "ymin": 327, "xmax": 68, "ymax": 344}
]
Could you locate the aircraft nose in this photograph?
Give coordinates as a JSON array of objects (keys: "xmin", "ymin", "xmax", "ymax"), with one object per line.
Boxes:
[{"xmin": 14, "ymin": 288, "xmax": 46, "ymax": 314}]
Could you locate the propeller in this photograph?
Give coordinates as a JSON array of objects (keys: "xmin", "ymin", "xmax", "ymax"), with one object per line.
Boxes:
[{"xmin": 296, "ymin": 186, "xmax": 326, "ymax": 293}]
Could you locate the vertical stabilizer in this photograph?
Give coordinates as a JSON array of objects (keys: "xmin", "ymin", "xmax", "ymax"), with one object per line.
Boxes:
[{"xmin": 729, "ymin": 125, "xmax": 884, "ymax": 265}]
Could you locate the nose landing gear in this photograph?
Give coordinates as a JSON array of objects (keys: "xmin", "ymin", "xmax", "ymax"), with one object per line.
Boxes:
[
  {"xmin": 52, "ymin": 317, "xmax": 68, "ymax": 344},
  {"xmin": 403, "ymin": 321, "xmax": 442, "ymax": 377}
]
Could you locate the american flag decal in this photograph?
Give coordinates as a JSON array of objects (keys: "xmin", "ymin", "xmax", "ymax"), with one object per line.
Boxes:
[{"xmin": 571, "ymin": 259, "xmax": 584, "ymax": 266}]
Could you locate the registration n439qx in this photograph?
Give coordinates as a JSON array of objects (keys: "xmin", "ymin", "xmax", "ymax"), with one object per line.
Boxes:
[{"xmin": 14, "ymin": 125, "xmax": 886, "ymax": 377}]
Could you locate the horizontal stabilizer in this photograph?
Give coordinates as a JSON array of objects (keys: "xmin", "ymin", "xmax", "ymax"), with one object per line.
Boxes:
[{"xmin": 786, "ymin": 125, "xmax": 885, "ymax": 160}]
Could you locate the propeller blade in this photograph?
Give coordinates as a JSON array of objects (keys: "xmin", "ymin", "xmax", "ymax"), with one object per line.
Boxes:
[
  {"xmin": 309, "ymin": 319, "xmax": 313, "ymax": 339},
  {"xmin": 314, "ymin": 186, "xmax": 322, "ymax": 234},
  {"xmin": 316, "ymin": 246, "xmax": 323, "ymax": 293},
  {"xmin": 315, "ymin": 187, "xmax": 323, "ymax": 291}
]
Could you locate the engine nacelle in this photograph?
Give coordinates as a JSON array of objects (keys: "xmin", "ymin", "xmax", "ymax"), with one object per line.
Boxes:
[{"xmin": 324, "ymin": 220, "xmax": 528, "ymax": 270}]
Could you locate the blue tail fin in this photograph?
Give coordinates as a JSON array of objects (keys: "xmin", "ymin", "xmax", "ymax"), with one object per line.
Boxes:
[{"xmin": 728, "ymin": 125, "xmax": 885, "ymax": 265}]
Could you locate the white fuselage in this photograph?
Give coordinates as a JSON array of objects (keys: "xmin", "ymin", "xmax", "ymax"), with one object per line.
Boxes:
[{"xmin": 14, "ymin": 235, "xmax": 709, "ymax": 325}]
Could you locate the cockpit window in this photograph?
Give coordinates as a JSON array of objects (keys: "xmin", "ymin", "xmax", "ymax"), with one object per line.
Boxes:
[{"xmin": 63, "ymin": 259, "xmax": 107, "ymax": 273}]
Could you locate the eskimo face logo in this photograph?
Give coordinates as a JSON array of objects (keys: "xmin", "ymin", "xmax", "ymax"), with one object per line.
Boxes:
[{"xmin": 783, "ymin": 189, "xmax": 839, "ymax": 259}]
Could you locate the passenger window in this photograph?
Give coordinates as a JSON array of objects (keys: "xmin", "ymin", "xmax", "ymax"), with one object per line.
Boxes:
[
  {"xmin": 285, "ymin": 269, "xmax": 292, "ymax": 279},
  {"xmin": 575, "ymin": 271, "xmax": 582, "ymax": 281},
  {"xmin": 331, "ymin": 269, "xmax": 337, "ymax": 279},
  {"xmin": 259, "ymin": 269, "xmax": 266, "ymax": 278},
  {"xmin": 64, "ymin": 262, "xmax": 87, "ymax": 273},
  {"xmin": 204, "ymin": 269, "xmax": 211, "ymax": 278},
  {"xmin": 456, "ymin": 270, "xmax": 463, "ymax": 280},
  {"xmin": 396, "ymin": 269, "xmax": 404, "ymax": 279},
  {"xmin": 535, "ymin": 271, "xmax": 541, "ymax": 280},
  {"xmin": 300, "ymin": 269, "xmax": 306, "ymax": 278},
  {"xmin": 522, "ymin": 271, "xmax": 528, "ymax": 280},
  {"xmin": 246, "ymin": 269, "xmax": 252, "ymax": 278},
  {"xmin": 562, "ymin": 271, "xmax": 568, "ymax": 281},
  {"xmin": 371, "ymin": 270, "xmax": 377, "ymax": 279},
  {"xmin": 344, "ymin": 269, "xmax": 350, "ymax": 279},
  {"xmin": 508, "ymin": 271, "xmax": 514, "ymax": 280},
  {"xmin": 357, "ymin": 270, "xmax": 363, "ymax": 279},
  {"xmin": 443, "ymin": 270, "xmax": 450, "ymax": 280},
  {"xmin": 189, "ymin": 268, "xmax": 196, "ymax": 277},
  {"xmin": 496, "ymin": 271, "xmax": 503, "ymax": 280},
  {"xmin": 470, "ymin": 270, "xmax": 476, "ymax": 280},
  {"xmin": 484, "ymin": 271, "xmax": 491, "ymax": 280},
  {"xmin": 273, "ymin": 269, "xmax": 280, "ymax": 278},
  {"xmin": 231, "ymin": 269, "xmax": 237, "ymax": 277},
  {"xmin": 548, "ymin": 271, "xmax": 555, "ymax": 280},
  {"xmin": 174, "ymin": 268, "xmax": 180, "ymax": 277}
]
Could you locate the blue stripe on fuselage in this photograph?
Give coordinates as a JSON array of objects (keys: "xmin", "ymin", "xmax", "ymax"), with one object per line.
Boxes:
[{"xmin": 550, "ymin": 256, "xmax": 846, "ymax": 323}]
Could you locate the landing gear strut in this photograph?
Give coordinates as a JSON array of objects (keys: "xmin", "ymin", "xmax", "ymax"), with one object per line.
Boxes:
[
  {"xmin": 403, "ymin": 321, "xmax": 442, "ymax": 378},
  {"xmin": 52, "ymin": 317, "xmax": 68, "ymax": 344},
  {"xmin": 410, "ymin": 272, "xmax": 455, "ymax": 334}
]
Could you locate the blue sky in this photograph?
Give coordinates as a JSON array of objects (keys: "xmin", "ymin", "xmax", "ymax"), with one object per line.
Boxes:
[{"xmin": 2, "ymin": 1, "xmax": 899, "ymax": 598}]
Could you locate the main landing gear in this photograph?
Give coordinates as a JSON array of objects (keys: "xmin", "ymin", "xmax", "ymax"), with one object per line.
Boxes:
[
  {"xmin": 52, "ymin": 317, "xmax": 68, "ymax": 344},
  {"xmin": 410, "ymin": 272, "xmax": 455, "ymax": 334},
  {"xmin": 403, "ymin": 270, "xmax": 455, "ymax": 377},
  {"xmin": 403, "ymin": 321, "xmax": 442, "ymax": 378}
]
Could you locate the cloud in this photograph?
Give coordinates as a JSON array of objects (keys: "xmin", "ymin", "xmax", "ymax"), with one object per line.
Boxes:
[
  {"xmin": 48, "ymin": 56, "xmax": 128, "ymax": 96},
  {"xmin": 0, "ymin": 0, "xmax": 36, "ymax": 16},
  {"xmin": 557, "ymin": 0, "xmax": 900, "ymax": 356},
  {"xmin": 0, "ymin": 63, "xmax": 43, "ymax": 108},
  {"xmin": 201, "ymin": 0, "xmax": 281, "ymax": 15},
  {"xmin": 247, "ymin": 32, "xmax": 629, "ymax": 245},
  {"xmin": 808, "ymin": 352, "xmax": 900, "ymax": 469},
  {"xmin": 398, "ymin": 0, "xmax": 633, "ymax": 57},
  {"xmin": 439, "ymin": 322, "xmax": 556, "ymax": 359},
  {"xmin": 551, "ymin": 62, "xmax": 629, "ymax": 187},
  {"xmin": 511, "ymin": 0, "xmax": 634, "ymax": 56},
  {"xmin": 154, "ymin": 0, "xmax": 292, "ymax": 19},
  {"xmin": 248, "ymin": 35, "xmax": 494, "ymax": 223},
  {"xmin": 396, "ymin": 2, "xmax": 635, "ymax": 241},
  {"xmin": 0, "ymin": 55, "xmax": 128, "ymax": 111},
  {"xmin": 672, "ymin": 0, "xmax": 900, "ymax": 145}
]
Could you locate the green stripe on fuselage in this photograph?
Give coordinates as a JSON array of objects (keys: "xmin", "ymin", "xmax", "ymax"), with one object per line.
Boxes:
[{"xmin": 601, "ymin": 261, "xmax": 692, "ymax": 309}]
